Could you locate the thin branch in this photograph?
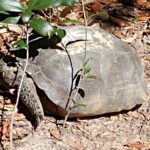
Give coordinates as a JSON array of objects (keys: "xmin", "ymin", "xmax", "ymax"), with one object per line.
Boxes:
[
  {"xmin": 63, "ymin": 0, "xmax": 88, "ymax": 127},
  {"xmin": 81, "ymin": 0, "xmax": 88, "ymax": 66},
  {"xmin": 61, "ymin": 43, "xmax": 74, "ymax": 110},
  {"xmin": 9, "ymin": 25, "xmax": 29, "ymax": 150}
]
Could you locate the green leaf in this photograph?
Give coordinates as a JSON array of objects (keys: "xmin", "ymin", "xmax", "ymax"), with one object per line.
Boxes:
[
  {"xmin": 12, "ymin": 39, "xmax": 29, "ymax": 50},
  {"xmin": 29, "ymin": 18, "xmax": 54, "ymax": 37},
  {"xmin": 83, "ymin": 65, "xmax": 91, "ymax": 75},
  {"xmin": 82, "ymin": 59, "xmax": 91, "ymax": 75},
  {"xmin": 1, "ymin": 16, "xmax": 20, "ymax": 24},
  {"xmin": 58, "ymin": 0, "xmax": 79, "ymax": 6},
  {"xmin": 21, "ymin": 9, "xmax": 32, "ymax": 23},
  {"xmin": 54, "ymin": 28, "xmax": 66, "ymax": 38},
  {"xmin": 0, "ymin": 0, "xmax": 25, "ymax": 12},
  {"xmin": 28, "ymin": 0, "xmax": 55, "ymax": 10},
  {"xmin": 28, "ymin": 0, "xmax": 79, "ymax": 10}
]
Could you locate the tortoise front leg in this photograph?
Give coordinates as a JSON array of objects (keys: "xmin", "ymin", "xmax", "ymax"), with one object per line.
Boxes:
[
  {"xmin": 0, "ymin": 58, "xmax": 44, "ymax": 128},
  {"xmin": 20, "ymin": 77, "xmax": 44, "ymax": 128}
]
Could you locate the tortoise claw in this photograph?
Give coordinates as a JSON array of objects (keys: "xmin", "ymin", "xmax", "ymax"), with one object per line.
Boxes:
[{"xmin": 34, "ymin": 113, "xmax": 44, "ymax": 129}]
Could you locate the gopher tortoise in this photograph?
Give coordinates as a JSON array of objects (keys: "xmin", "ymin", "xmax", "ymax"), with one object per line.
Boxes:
[{"xmin": 0, "ymin": 26, "xmax": 148, "ymax": 127}]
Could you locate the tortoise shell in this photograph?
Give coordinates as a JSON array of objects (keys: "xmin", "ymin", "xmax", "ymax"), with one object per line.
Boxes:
[{"xmin": 25, "ymin": 26, "xmax": 148, "ymax": 117}]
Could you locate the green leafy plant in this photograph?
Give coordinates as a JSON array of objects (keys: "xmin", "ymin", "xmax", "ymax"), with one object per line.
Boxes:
[{"xmin": 0, "ymin": 0, "xmax": 79, "ymax": 38}]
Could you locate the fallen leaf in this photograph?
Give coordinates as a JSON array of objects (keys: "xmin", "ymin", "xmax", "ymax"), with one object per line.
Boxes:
[
  {"xmin": 142, "ymin": 1, "xmax": 150, "ymax": 9},
  {"xmin": 83, "ymin": 0, "xmax": 97, "ymax": 4},
  {"xmin": 99, "ymin": 0, "xmax": 114, "ymax": 5},
  {"xmin": 7, "ymin": 25, "xmax": 23, "ymax": 35},
  {"xmin": 122, "ymin": 37, "xmax": 137, "ymax": 43},
  {"xmin": 138, "ymin": 16, "xmax": 150, "ymax": 21},
  {"xmin": 66, "ymin": 139, "xmax": 84, "ymax": 150},
  {"xmin": 4, "ymin": 104, "xmax": 14, "ymax": 111},
  {"xmin": 110, "ymin": 17, "xmax": 129, "ymax": 27},
  {"xmin": 2, "ymin": 121, "xmax": 9, "ymax": 140},
  {"xmin": 14, "ymin": 113, "xmax": 25, "ymax": 121},
  {"xmin": 0, "ymin": 28, "xmax": 7, "ymax": 34},
  {"xmin": 91, "ymin": 2, "xmax": 101, "ymax": 12},
  {"xmin": 127, "ymin": 142, "xmax": 145, "ymax": 149},
  {"xmin": 122, "ymin": 6, "xmax": 140, "ymax": 17},
  {"xmin": 135, "ymin": 0, "xmax": 146, "ymax": 5},
  {"xmin": 112, "ymin": 30, "xmax": 126, "ymax": 39},
  {"xmin": 0, "ymin": 103, "xmax": 4, "ymax": 110},
  {"xmin": 0, "ymin": 36, "xmax": 4, "ymax": 47},
  {"xmin": 49, "ymin": 129, "xmax": 63, "ymax": 141}
]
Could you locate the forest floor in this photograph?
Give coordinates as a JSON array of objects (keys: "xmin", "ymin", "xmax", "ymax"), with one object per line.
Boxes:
[{"xmin": 0, "ymin": 0, "xmax": 150, "ymax": 149}]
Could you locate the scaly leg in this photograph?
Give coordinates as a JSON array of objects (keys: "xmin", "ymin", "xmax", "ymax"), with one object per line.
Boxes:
[{"xmin": 20, "ymin": 77, "xmax": 44, "ymax": 128}]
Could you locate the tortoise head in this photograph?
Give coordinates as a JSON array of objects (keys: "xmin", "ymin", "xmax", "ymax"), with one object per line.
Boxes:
[{"xmin": 0, "ymin": 52, "xmax": 21, "ymax": 86}]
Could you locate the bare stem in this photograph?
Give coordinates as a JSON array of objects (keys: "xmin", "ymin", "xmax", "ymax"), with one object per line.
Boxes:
[
  {"xmin": 9, "ymin": 25, "xmax": 29, "ymax": 150},
  {"xmin": 63, "ymin": 0, "xmax": 88, "ymax": 127},
  {"xmin": 81, "ymin": 0, "xmax": 88, "ymax": 65}
]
